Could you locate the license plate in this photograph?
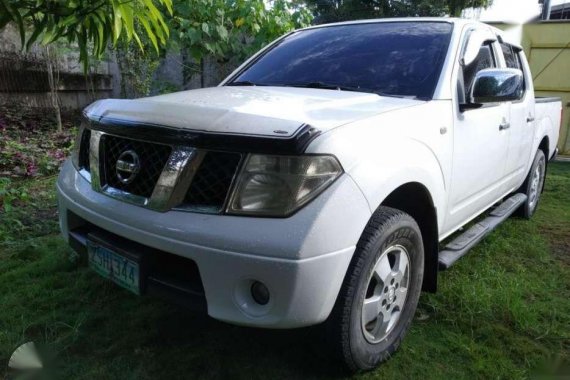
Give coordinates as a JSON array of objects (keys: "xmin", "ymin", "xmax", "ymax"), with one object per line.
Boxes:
[{"xmin": 88, "ymin": 241, "xmax": 140, "ymax": 295}]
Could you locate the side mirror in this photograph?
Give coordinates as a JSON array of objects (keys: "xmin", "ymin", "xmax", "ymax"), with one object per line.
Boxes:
[{"xmin": 471, "ymin": 68, "xmax": 524, "ymax": 104}]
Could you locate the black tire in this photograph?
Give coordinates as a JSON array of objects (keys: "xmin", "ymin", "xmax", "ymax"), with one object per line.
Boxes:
[
  {"xmin": 326, "ymin": 206, "xmax": 424, "ymax": 372},
  {"xmin": 517, "ymin": 149, "xmax": 546, "ymax": 219}
]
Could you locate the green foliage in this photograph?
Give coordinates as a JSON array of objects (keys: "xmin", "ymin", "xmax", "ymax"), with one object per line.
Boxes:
[
  {"xmin": 448, "ymin": 0, "xmax": 493, "ymax": 17},
  {"xmin": 303, "ymin": 0, "xmax": 493, "ymax": 23},
  {"xmin": 0, "ymin": 177, "xmax": 29, "ymax": 245},
  {"xmin": 0, "ymin": 112, "xmax": 75, "ymax": 179},
  {"xmin": 115, "ymin": 23, "xmax": 162, "ymax": 98},
  {"xmin": 0, "ymin": 177, "xmax": 57, "ymax": 244},
  {"xmin": 173, "ymin": 0, "xmax": 313, "ymax": 64},
  {"xmin": 0, "ymin": 0, "xmax": 173, "ymax": 71},
  {"xmin": 153, "ymin": 80, "xmax": 181, "ymax": 95},
  {"xmin": 0, "ymin": 178, "xmax": 27, "ymax": 213}
]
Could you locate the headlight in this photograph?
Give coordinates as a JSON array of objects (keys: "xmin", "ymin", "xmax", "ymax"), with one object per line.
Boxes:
[{"xmin": 227, "ymin": 154, "xmax": 343, "ymax": 217}]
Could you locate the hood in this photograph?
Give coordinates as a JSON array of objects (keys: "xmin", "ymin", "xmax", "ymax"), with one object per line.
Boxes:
[{"xmin": 85, "ymin": 86, "xmax": 423, "ymax": 138}]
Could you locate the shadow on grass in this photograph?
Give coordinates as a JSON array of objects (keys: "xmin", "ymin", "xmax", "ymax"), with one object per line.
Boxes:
[
  {"xmin": 139, "ymin": 308, "xmax": 346, "ymax": 379},
  {"xmin": 0, "ymin": 236, "xmax": 349, "ymax": 380}
]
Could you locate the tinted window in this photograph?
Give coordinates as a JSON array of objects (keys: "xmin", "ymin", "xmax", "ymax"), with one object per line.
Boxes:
[
  {"xmin": 501, "ymin": 43, "xmax": 520, "ymax": 69},
  {"xmin": 230, "ymin": 22, "xmax": 454, "ymax": 99},
  {"xmin": 516, "ymin": 52, "xmax": 526, "ymax": 91},
  {"xmin": 463, "ymin": 43, "xmax": 496, "ymax": 99}
]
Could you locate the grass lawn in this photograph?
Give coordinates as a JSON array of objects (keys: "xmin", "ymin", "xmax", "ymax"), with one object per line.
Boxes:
[{"xmin": 1, "ymin": 162, "xmax": 569, "ymax": 379}]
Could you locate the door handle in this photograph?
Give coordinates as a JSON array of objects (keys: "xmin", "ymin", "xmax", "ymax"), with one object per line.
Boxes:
[
  {"xmin": 499, "ymin": 122, "xmax": 510, "ymax": 130},
  {"xmin": 527, "ymin": 116, "xmax": 535, "ymax": 123}
]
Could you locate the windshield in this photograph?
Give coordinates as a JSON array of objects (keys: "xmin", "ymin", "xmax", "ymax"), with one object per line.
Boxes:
[{"xmin": 228, "ymin": 22, "xmax": 454, "ymax": 99}]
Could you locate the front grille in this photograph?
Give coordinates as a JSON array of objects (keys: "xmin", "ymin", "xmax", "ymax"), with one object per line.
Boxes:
[
  {"xmin": 78, "ymin": 129, "xmax": 91, "ymax": 171},
  {"xmin": 100, "ymin": 135, "xmax": 172, "ymax": 198},
  {"xmin": 184, "ymin": 151, "xmax": 242, "ymax": 212}
]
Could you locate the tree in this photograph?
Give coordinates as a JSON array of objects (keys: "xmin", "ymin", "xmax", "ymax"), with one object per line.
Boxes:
[
  {"xmin": 301, "ymin": 0, "xmax": 441, "ymax": 23},
  {"xmin": 115, "ymin": 25, "xmax": 161, "ymax": 98},
  {"xmin": 448, "ymin": 0, "xmax": 493, "ymax": 17},
  {"xmin": 45, "ymin": 45, "xmax": 62, "ymax": 132},
  {"xmin": 302, "ymin": 0, "xmax": 493, "ymax": 23},
  {"xmin": 173, "ymin": 0, "xmax": 313, "ymax": 87},
  {"xmin": 0, "ymin": 0, "xmax": 173, "ymax": 71}
]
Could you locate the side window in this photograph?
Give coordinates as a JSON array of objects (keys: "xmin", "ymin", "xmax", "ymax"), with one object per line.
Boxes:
[
  {"xmin": 500, "ymin": 43, "xmax": 520, "ymax": 69},
  {"xmin": 516, "ymin": 51, "xmax": 527, "ymax": 92},
  {"xmin": 502, "ymin": 43, "xmax": 527, "ymax": 99},
  {"xmin": 463, "ymin": 43, "xmax": 496, "ymax": 100}
]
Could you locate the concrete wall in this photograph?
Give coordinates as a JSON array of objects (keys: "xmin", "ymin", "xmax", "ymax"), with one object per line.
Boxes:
[
  {"xmin": 151, "ymin": 52, "xmax": 240, "ymax": 95},
  {"xmin": 0, "ymin": 24, "xmax": 118, "ymax": 110}
]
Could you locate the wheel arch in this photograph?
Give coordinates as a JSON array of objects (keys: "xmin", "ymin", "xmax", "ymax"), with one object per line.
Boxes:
[
  {"xmin": 538, "ymin": 135, "xmax": 549, "ymax": 161},
  {"xmin": 380, "ymin": 182, "xmax": 439, "ymax": 292},
  {"xmin": 538, "ymin": 136, "xmax": 549, "ymax": 193}
]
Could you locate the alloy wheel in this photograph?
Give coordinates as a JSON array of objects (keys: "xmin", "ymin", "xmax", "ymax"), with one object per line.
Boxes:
[{"xmin": 361, "ymin": 245, "xmax": 411, "ymax": 344}]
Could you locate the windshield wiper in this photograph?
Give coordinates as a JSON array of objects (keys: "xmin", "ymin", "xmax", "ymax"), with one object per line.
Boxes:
[
  {"xmin": 375, "ymin": 92, "xmax": 417, "ymax": 99},
  {"xmin": 226, "ymin": 80, "xmax": 258, "ymax": 86},
  {"xmin": 284, "ymin": 81, "xmax": 379, "ymax": 95}
]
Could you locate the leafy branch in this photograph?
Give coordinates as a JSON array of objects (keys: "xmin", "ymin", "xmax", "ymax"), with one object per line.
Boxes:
[{"xmin": 0, "ymin": 0, "xmax": 173, "ymax": 71}]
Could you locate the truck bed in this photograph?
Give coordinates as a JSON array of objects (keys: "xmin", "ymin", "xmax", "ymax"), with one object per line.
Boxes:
[{"xmin": 535, "ymin": 96, "xmax": 562, "ymax": 160}]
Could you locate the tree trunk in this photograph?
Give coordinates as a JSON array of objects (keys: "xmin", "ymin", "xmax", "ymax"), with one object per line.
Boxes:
[
  {"xmin": 45, "ymin": 46, "xmax": 63, "ymax": 133},
  {"xmin": 115, "ymin": 47, "xmax": 128, "ymax": 98}
]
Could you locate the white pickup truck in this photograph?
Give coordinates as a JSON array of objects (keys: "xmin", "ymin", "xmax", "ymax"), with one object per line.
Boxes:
[{"xmin": 57, "ymin": 18, "xmax": 562, "ymax": 371}]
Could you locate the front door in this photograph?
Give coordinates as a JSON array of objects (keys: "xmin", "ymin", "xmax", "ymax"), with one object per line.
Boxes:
[{"xmin": 445, "ymin": 35, "xmax": 511, "ymax": 233}]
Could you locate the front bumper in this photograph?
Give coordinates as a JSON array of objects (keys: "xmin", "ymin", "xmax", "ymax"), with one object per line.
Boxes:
[{"xmin": 57, "ymin": 161, "xmax": 371, "ymax": 328}]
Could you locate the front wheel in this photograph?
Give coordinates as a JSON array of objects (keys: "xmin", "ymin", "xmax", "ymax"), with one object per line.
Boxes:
[
  {"xmin": 518, "ymin": 149, "xmax": 546, "ymax": 219},
  {"xmin": 327, "ymin": 206, "xmax": 424, "ymax": 372}
]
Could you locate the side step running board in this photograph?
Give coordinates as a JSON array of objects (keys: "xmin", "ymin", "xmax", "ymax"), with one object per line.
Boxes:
[{"xmin": 438, "ymin": 193, "xmax": 527, "ymax": 270}]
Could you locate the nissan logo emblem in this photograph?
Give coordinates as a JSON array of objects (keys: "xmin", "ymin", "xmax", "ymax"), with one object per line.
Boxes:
[{"xmin": 115, "ymin": 150, "xmax": 140, "ymax": 184}]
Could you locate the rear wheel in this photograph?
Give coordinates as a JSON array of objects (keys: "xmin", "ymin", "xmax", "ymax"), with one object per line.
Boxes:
[
  {"xmin": 518, "ymin": 149, "xmax": 546, "ymax": 219},
  {"xmin": 327, "ymin": 207, "xmax": 424, "ymax": 372}
]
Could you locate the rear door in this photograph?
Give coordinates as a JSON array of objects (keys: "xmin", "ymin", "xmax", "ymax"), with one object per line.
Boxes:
[
  {"xmin": 501, "ymin": 43, "xmax": 535, "ymax": 190},
  {"xmin": 445, "ymin": 30, "xmax": 511, "ymax": 233}
]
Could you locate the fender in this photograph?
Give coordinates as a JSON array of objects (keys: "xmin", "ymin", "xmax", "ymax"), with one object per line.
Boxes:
[
  {"xmin": 345, "ymin": 141, "xmax": 445, "ymax": 223},
  {"xmin": 307, "ymin": 101, "xmax": 452, "ymax": 236},
  {"xmin": 531, "ymin": 112, "xmax": 555, "ymax": 163}
]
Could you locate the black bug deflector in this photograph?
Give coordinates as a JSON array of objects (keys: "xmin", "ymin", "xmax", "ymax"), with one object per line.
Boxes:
[{"xmin": 87, "ymin": 117, "xmax": 321, "ymax": 155}]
